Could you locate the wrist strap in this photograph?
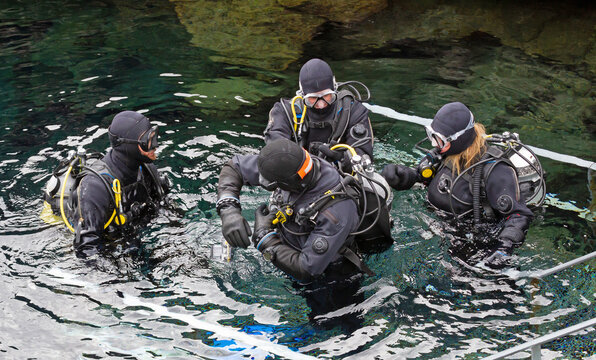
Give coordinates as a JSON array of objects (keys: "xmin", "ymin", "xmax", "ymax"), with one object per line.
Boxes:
[{"xmin": 216, "ymin": 196, "xmax": 240, "ymax": 215}]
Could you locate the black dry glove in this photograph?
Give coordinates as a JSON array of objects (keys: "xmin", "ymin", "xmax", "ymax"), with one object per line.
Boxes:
[
  {"xmin": 220, "ymin": 206, "xmax": 252, "ymax": 248},
  {"xmin": 317, "ymin": 143, "xmax": 344, "ymax": 162},
  {"xmin": 484, "ymin": 227, "xmax": 524, "ymax": 269},
  {"xmin": 318, "ymin": 144, "xmax": 354, "ymax": 172},
  {"xmin": 381, "ymin": 164, "xmax": 418, "ymax": 190},
  {"xmin": 251, "ymin": 204, "xmax": 277, "ymax": 249}
]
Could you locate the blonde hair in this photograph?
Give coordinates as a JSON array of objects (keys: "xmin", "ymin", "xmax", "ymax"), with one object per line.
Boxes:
[{"xmin": 444, "ymin": 123, "xmax": 487, "ymax": 175}]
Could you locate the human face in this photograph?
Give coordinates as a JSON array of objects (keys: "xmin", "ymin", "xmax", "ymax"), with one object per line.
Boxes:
[
  {"xmin": 303, "ymin": 89, "xmax": 338, "ymax": 109},
  {"xmin": 138, "ymin": 125, "xmax": 158, "ymax": 152},
  {"xmin": 139, "ymin": 145, "xmax": 157, "ymax": 161}
]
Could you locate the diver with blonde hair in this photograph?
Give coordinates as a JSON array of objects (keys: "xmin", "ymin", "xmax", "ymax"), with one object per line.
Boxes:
[{"xmin": 382, "ymin": 102, "xmax": 540, "ymax": 268}]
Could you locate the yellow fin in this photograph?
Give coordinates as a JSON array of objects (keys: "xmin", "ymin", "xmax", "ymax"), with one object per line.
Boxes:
[{"xmin": 40, "ymin": 201, "xmax": 65, "ymax": 225}]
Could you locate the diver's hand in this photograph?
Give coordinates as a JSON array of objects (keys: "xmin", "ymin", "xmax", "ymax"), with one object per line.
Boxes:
[
  {"xmin": 484, "ymin": 236, "xmax": 516, "ymax": 269},
  {"xmin": 484, "ymin": 248, "xmax": 513, "ymax": 269},
  {"xmin": 252, "ymin": 204, "xmax": 276, "ymax": 248},
  {"xmin": 317, "ymin": 144, "xmax": 344, "ymax": 162},
  {"xmin": 220, "ymin": 206, "xmax": 252, "ymax": 248},
  {"xmin": 381, "ymin": 164, "xmax": 418, "ymax": 190}
]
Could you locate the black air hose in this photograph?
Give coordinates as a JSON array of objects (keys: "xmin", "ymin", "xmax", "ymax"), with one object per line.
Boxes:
[{"xmin": 472, "ymin": 164, "xmax": 483, "ymax": 225}]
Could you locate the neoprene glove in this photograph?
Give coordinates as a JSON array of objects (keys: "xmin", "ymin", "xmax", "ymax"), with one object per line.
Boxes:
[
  {"xmin": 318, "ymin": 144, "xmax": 355, "ymax": 172},
  {"xmin": 485, "ymin": 228, "xmax": 525, "ymax": 269},
  {"xmin": 252, "ymin": 204, "xmax": 277, "ymax": 249},
  {"xmin": 381, "ymin": 164, "xmax": 418, "ymax": 190},
  {"xmin": 317, "ymin": 144, "xmax": 344, "ymax": 162},
  {"xmin": 220, "ymin": 206, "xmax": 252, "ymax": 248}
]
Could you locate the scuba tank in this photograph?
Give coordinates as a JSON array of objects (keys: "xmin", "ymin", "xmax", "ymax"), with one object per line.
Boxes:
[
  {"xmin": 44, "ymin": 149, "xmax": 79, "ymax": 216},
  {"xmin": 41, "ymin": 148, "xmax": 127, "ymax": 232},
  {"xmin": 290, "ymin": 144, "xmax": 394, "ymax": 248},
  {"xmin": 485, "ymin": 132, "xmax": 545, "ymax": 206}
]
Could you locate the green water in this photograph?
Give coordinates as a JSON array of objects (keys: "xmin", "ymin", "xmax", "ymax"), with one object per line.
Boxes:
[{"xmin": 0, "ymin": 1, "xmax": 594, "ymax": 359}]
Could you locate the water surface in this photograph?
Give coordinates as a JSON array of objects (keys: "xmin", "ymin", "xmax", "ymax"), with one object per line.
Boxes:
[{"xmin": 0, "ymin": 1, "xmax": 594, "ymax": 359}]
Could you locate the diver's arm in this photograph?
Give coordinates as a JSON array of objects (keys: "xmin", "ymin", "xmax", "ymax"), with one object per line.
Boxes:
[
  {"xmin": 381, "ymin": 164, "xmax": 419, "ymax": 190},
  {"xmin": 486, "ymin": 163, "xmax": 534, "ymax": 249},
  {"xmin": 217, "ymin": 155, "xmax": 262, "ymax": 200},
  {"xmin": 264, "ymin": 101, "xmax": 294, "ymax": 143},
  {"xmin": 217, "ymin": 159, "xmax": 245, "ymax": 201},
  {"xmin": 217, "ymin": 155, "xmax": 262, "ymax": 248},
  {"xmin": 73, "ymin": 177, "xmax": 112, "ymax": 257}
]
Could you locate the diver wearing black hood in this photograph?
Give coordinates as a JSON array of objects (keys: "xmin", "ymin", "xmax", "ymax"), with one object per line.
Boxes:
[
  {"xmin": 381, "ymin": 102, "xmax": 536, "ymax": 269},
  {"xmin": 63, "ymin": 111, "xmax": 168, "ymax": 257},
  {"xmin": 264, "ymin": 58, "xmax": 374, "ymax": 172},
  {"xmin": 217, "ymin": 138, "xmax": 378, "ymax": 283}
]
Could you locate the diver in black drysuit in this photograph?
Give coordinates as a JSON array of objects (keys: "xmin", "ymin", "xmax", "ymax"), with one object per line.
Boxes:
[
  {"xmin": 217, "ymin": 139, "xmax": 391, "ymax": 328},
  {"xmin": 382, "ymin": 102, "xmax": 534, "ymax": 268},
  {"xmin": 265, "ymin": 58, "xmax": 373, "ymax": 171},
  {"xmin": 71, "ymin": 111, "xmax": 168, "ymax": 257},
  {"xmin": 217, "ymin": 139, "xmax": 363, "ymax": 282}
]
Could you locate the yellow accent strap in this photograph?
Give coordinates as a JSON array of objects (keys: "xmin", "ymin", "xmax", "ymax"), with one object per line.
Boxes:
[{"xmin": 108, "ymin": 178, "xmax": 126, "ymax": 227}]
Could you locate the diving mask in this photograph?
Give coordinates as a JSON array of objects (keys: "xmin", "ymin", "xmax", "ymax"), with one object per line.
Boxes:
[
  {"xmin": 425, "ymin": 112, "xmax": 474, "ymax": 150},
  {"xmin": 301, "ymin": 89, "xmax": 338, "ymax": 109},
  {"xmin": 109, "ymin": 125, "xmax": 159, "ymax": 152}
]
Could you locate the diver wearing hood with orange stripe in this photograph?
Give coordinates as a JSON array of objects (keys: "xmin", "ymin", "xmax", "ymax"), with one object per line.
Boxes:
[{"xmin": 216, "ymin": 138, "xmax": 393, "ymax": 283}]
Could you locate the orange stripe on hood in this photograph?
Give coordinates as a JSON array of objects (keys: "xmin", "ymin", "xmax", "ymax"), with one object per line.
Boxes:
[{"xmin": 297, "ymin": 149, "xmax": 313, "ymax": 179}]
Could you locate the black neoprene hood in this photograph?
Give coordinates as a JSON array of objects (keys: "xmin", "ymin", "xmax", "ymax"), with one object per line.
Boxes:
[
  {"xmin": 108, "ymin": 110, "xmax": 152, "ymax": 162},
  {"xmin": 299, "ymin": 58, "xmax": 335, "ymax": 94},
  {"xmin": 431, "ymin": 102, "xmax": 477, "ymax": 155}
]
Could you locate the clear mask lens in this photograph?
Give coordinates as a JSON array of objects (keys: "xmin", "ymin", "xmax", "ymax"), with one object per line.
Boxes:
[
  {"xmin": 139, "ymin": 125, "xmax": 159, "ymax": 151},
  {"xmin": 425, "ymin": 125, "xmax": 448, "ymax": 150},
  {"xmin": 303, "ymin": 90, "xmax": 338, "ymax": 108}
]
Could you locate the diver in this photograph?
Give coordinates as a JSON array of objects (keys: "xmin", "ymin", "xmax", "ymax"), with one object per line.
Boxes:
[
  {"xmin": 216, "ymin": 138, "xmax": 393, "ymax": 283},
  {"xmin": 217, "ymin": 138, "xmax": 393, "ymax": 329},
  {"xmin": 381, "ymin": 102, "xmax": 543, "ymax": 269},
  {"xmin": 264, "ymin": 58, "xmax": 374, "ymax": 172},
  {"xmin": 42, "ymin": 111, "xmax": 169, "ymax": 257}
]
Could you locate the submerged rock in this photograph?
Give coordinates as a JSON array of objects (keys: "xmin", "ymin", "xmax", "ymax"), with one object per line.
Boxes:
[
  {"xmin": 169, "ymin": 0, "xmax": 387, "ymax": 71},
  {"xmin": 349, "ymin": 0, "xmax": 596, "ymax": 73}
]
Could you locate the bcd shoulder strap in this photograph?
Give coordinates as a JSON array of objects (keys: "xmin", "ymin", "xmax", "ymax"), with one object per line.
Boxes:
[{"xmin": 330, "ymin": 89, "xmax": 355, "ymax": 143}]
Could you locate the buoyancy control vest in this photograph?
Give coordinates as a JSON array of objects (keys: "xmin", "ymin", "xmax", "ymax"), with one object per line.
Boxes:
[
  {"xmin": 268, "ymin": 156, "xmax": 394, "ymax": 251},
  {"xmin": 422, "ymin": 132, "xmax": 545, "ymax": 222},
  {"xmin": 42, "ymin": 149, "xmax": 165, "ymax": 231}
]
